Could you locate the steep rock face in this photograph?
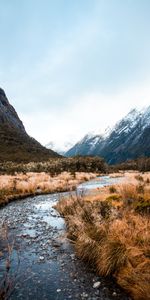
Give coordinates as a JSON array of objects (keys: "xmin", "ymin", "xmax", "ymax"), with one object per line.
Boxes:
[
  {"xmin": 66, "ymin": 107, "xmax": 150, "ymax": 164},
  {"xmin": 0, "ymin": 88, "xmax": 59, "ymax": 162},
  {"xmin": 0, "ymin": 88, "xmax": 26, "ymax": 133}
]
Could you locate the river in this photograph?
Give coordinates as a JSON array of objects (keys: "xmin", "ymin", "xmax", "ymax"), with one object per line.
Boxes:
[{"xmin": 0, "ymin": 176, "xmax": 130, "ymax": 300}]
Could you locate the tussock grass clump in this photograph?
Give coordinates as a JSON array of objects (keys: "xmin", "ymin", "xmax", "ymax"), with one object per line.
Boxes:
[
  {"xmin": 136, "ymin": 184, "xmax": 145, "ymax": 194},
  {"xmin": 106, "ymin": 194, "xmax": 122, "ymax": 202},
  {"xmin": 98, "ymin": 239, "xmax": 127, "ymax": 276},
  {"xmin": 135, "ymin": 175, "xmax": 144, "ymax": 182},
  {"xmin": 85, "ymin": 223, "xmax": 107, "ymax": 242},
  {"xmin": 134, "ymin": 197, "xmax": 150, "ymax": 214},
  {"xmin": 118, "ymin": 261, "xmax": 150, "ymax": 300},
  {"xmin": 109, "ymin": 185, "xmax": 117, "ymax": 193},
  {"xmin": 120, "ymin": 184, "xmax": 138, "ymax": 204},
  {"xmin": 75, "ymin": 233, "xmax": 99, "ymax": 265},
  {"xmin": 119, "ymin": 183, "xmax": 150, "ymax": 214}
]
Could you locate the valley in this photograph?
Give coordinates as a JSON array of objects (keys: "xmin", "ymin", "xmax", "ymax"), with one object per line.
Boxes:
[
  {"xmin": 0, "ymin": 88, "xmax": 150, "ymax": 300},
  {"xmin": 1, "ymin": 1, "xmax": 150, "ymax": 299}
]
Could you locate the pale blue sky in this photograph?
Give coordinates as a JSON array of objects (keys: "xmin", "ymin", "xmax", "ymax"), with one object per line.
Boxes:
[{"xmin": 0, "ymin": 0, "xmax": 150, "ymax": 146}]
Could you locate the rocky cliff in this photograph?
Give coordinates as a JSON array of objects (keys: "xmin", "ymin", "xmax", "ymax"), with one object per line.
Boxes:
[{"xmin": 0, "ymin": 88, "xmax": 59, "ymax": 162}]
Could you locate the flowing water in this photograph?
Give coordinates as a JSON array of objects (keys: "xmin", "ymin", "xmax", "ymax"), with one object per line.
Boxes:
[
  {"xmin": 0, "ymin": 176, "xmax": 130, "ymax": 300},
  {"xmin": 78, "ymin": 176, "xmax": 123, "ymax": 192}
]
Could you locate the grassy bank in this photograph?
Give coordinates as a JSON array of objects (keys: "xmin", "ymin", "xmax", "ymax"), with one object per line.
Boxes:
[
  {"xmin": 56, "ymin": 173, "xmax": 150, "ymax": 300},
  {"xmin": 0, "ymin": 171, "xmax": 97, "ymax": 207}
]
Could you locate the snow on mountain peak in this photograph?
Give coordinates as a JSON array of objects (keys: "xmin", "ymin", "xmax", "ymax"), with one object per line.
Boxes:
[
  {"xmin": 103, "ymin": 126, "xmax": 113, "ymax": 138},
  {"xmin": 124, "ymin": 108, "xmax": 140, "ymax": 122}
]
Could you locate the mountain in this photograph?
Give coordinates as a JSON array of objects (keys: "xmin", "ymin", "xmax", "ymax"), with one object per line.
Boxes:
[
  {"xmin": 0, "ymin": 88, "xmax": 59, "ymax": 162},
  {"xmin": 45, "ymin": 140, "xmax": 74, "ymax": 155},
  {"xmin": 65, "ymin": 133, "xmax": 103, "ymax": 156},
  {"xmin": 66, "ymin": 107, "xmax": 150, "ymax": 164}
]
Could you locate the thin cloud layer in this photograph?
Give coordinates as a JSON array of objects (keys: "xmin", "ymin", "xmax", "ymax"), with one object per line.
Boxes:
[{"xmin": 0, "ymin": 0, "xmax": 150, "ymax": 146}]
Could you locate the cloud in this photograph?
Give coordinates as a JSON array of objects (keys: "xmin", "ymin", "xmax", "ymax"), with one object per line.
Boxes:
[{"xmin": 20, "ymin": 78, "xmax": 150, "ymax": 146}]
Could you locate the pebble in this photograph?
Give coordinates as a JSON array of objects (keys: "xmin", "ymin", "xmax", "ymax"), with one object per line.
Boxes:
[
  {"xmin": 70, "ymin": 254, "xmax": 75, "ymax": 260},
  {"xmin": 81, "ymin": 292, "xmax": 88, "ymax": 298},
  {"xmin": 93, "ymin": 281, "xmax": 101, "ymax": 289},
  {"xmin": 39, "ymin": 256, "xmax": 45, "ymax": 261}
]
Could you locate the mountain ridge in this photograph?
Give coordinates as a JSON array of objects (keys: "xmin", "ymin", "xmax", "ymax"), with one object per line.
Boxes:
[{"xmin": 66, "ymin": 106, "xmax": 150, "ymax": 164}]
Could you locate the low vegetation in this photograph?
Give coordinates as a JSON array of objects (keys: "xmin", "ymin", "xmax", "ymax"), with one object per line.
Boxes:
[
  {"xmin": 56, "ymin": 173, "xmax": 150, "ymax": 300},
  {"xmin": 0, "ymin": 156, "xmax": 107, "ymax": 207},
  {"xmin": 0, "ymin": 156, "xmax": 107, "ymax": 175},
  {"xmin": 112, "ymin": 157, "xmax": 150, "ymax": 172},
  {"xmin": 0, "ymin": 171, "xmax": 97, "ymax": 207}
]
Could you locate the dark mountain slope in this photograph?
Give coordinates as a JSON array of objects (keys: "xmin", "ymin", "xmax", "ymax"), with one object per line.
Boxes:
[{"xmin": 0, "ymin": 88, "xmax": 59, "ymax": 162}]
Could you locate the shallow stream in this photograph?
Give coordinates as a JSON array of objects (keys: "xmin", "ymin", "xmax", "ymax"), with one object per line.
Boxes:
[{"xmin": 0, "ymin": 176, "xmax": 130, "ymax": 300}]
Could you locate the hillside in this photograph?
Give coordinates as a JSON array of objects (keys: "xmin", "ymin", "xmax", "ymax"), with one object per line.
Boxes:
[{"xmin": 0, "ymin": 88, "xmax": 59, "ymax": 162}]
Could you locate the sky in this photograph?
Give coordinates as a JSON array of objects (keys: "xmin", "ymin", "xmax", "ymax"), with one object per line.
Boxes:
[{"xmin": 0, "ymin": 0, "xmax": 150, "ymax": 148}]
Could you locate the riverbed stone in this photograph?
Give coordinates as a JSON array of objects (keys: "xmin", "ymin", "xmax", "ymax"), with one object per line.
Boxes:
[{"xmin": 93, "ymin": 281, "xmax": 101, "ymax": 289}]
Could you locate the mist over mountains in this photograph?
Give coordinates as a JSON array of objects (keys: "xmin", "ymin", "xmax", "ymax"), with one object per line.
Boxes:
[{"xmin": 45, "ymin": 141, "xmax": 74, "ymax": 156}]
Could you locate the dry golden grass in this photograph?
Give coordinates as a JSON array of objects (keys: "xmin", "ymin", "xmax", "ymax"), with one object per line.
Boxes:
[
  {"xmin": 0, "ymin": 172, "xmax": 97, "ymax": 207},
  {"xmin": 56, "ymin": 173, "xmax": 150, "ymax": 300}
]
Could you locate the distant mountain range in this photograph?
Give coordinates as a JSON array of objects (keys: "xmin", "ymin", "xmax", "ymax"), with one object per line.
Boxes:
[
  {"xmin": 0, "ymin": 88, "xmax": 59, "ymax": 162},
  {"xmin": 65, "ymin": 107, "xmax": 150, "ymax": 164}
]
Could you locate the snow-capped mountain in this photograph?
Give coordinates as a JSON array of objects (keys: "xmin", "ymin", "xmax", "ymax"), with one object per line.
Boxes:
[
  {"xmin": 66, "ymin": 106, "xmax": 150, "ymax": 164},
  {"xmin": 65, "ymin": 133, "xmax": 104, "ymax": 157},
  {"xmin": 45, "ymin": 141, "xmax": 74, "ymax": 155}
]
